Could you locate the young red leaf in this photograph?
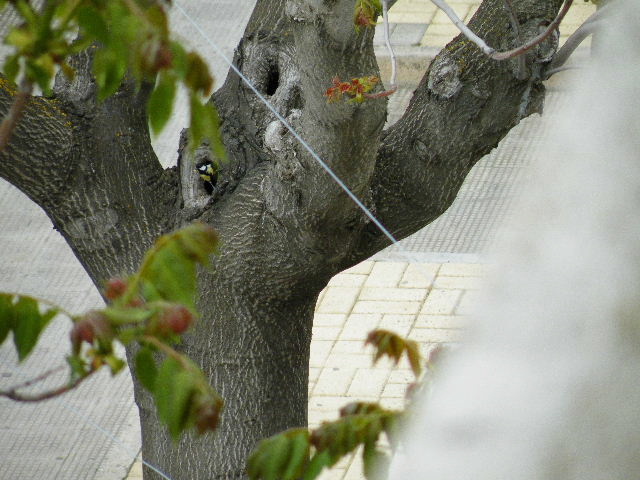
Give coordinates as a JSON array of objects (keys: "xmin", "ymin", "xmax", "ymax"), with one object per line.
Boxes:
[{"xmin": 365, "ymin": 329, "xmax": 423, "ymax": 377}]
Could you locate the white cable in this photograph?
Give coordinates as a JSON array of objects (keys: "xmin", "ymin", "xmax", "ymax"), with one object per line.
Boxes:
[{"xmin": 381, "ymin": 0, "xmax": 397, "ymax": 88}]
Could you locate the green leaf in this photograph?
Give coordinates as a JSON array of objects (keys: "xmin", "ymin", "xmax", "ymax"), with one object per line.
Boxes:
[
  {"xmin": 154, "ymin": 357, "xmax": 195, "ymax": 441},
  {"xmin": 365, "ymin": 329, "xmax": 423, "ymax": 377},
  {"xmin": 185, "ymin": 52, "xmax": 213, "ymax": 95},
  {"xmin": 66, "ymin": 354, "xmax": 90, "ymax": 382},
  {"xmin": 260, "ymin": 434, "xmax": 290, "ymax": 480},
  {"xmin": 281, "ymin": 430, "xmax": 310, "ymax": 479},
  {"xmin": 104, "ymin": 354, "xmax": 126, "ymax": 375},
  {"xmin": 93, "ymin": 48, "xmax": 128, "ymax": 101},
  {"xmin": 117, "ymin": 327, "xmax": 143, "ymax": 345},
  {"xmin": 102, "ymin": 306, "xmax": 153, "ymax": 326},
  {"xmin": 0, "ymin": 294, "xmax": 14, "ymax": 345},
  {"xmin": 145, "ymin": 5, "xmax": 169, "ymax": 37},
  {"xmin": 135, "ymin": 347, "xmax": 158, "ymax": 393},
  {"xmin": 306, "ymin": 403, "xmax": 399, "ymax": 474},
  {"xmin": 28, "ymin": 56, "xmax": 55, "ymax": 95},
  {"xmin": 141, "ymin": 243, "xmax": 197, "ymax": 308},
  {"xmin": 169, "ymin": 42, "xmax": 188, "ymax": 79},
  {"xmin": 15, "ymin": 0, "xmax": 37, "ymax": 24},
  {"xmin": 6, "ymin": 28, "xmax": 33, "ymax": 49},
  {"xmin": 303, "ymin": 450, "xmax": 332, "ymax": 480},
  {"xmin": 362, "ymin": 444, "xmax": 389, "ymax": 480},
  {"xmin": 76, "ymin": 6, "xmax": 109, "ymax": 43},
  {"xmin": 148, "ymin": 72, "xmax": 177, "ymax": 135},
  {"xmin": 189, "ymin": 94, "xmax": 226, "ymax": 160},
  {"xmin": 3, "ymin": 54, "xmax": 20, "ymax": 82},
  {"xmin": 248, "ymin": 429, "xmax": 310, "ymax": 480},
  {"xmin": 137, "ymin": 223, "xmax": 219, "ymax": 309},
  {"xmin": 12, "ymin": 296, "xmax": 57, "ymax": 361}
]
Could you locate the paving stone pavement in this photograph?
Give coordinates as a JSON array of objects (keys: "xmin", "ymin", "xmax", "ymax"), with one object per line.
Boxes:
[{"xmin": 0, "ymin": 1, "xmax": 596, "ymax": 479}]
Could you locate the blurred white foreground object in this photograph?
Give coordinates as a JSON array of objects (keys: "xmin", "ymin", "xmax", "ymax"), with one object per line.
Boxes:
[{"xmin": 391, "ymin": 1, "xmax": 640, "ymax": 478}]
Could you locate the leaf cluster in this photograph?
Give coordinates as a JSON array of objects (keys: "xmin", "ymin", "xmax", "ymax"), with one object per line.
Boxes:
[
  {"xmin": 1, "ymin": 222, "xmax": 223, "ymax": 440},
  {"xmin": 248, "ymin": 403, "xmax": 401, "ymax": 480},
  {"xmin": 354, "ymin": 0, "xmax": 383, "ymax": 31},
  {"xmin": 247, "ymin": 328, "xmax": 443, "ymax": 480},
  {"xmin": 365, "ymin": 329, "xmax": 422, "ymax": 377},
  {"xmin": 0, "ymin": 0, "xmax": 224, "ymax": 156},
  {"xmin": 325, "ymin": 75, "xmax": 380, "ymax": 104}
]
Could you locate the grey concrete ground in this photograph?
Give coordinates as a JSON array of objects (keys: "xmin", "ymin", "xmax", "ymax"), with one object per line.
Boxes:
[{"xmin": 0, "ymin": 2, "xmax": 583, "ymax": 479}]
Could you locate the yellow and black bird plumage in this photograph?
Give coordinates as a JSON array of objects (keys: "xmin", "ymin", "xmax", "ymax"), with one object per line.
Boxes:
[{"xmin": 196, "ymin": 161, "xmax": 217, "ymax": 194}]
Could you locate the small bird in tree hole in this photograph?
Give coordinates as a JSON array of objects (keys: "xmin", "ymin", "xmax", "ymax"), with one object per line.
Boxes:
[{"xmin": 196, "ymin": 160, "xmax": 217, "ymax": 194}]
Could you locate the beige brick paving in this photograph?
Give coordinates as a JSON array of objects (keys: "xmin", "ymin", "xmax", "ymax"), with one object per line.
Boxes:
[
  {"xmin": 363, "ymin": 261, "xmax": 407, "ymax": 287},
  {"xmin": 306, "ymin": 259, "xmax": 487, "ymax": 477},
  {"xmin": 399, "ymin": 262, "xmax": 439, "ymax": 288},
  {"xmin": 305, "ymin": 259, "xmax": 487, "ymax": 479},
  {"xmin": 420, "ymin": 288, "xmax": 463, "ymax": 314}
]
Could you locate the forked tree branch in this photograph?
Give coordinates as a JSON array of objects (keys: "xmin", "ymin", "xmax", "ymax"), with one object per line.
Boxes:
[
  {"xmin": 349, "ymin": 0, "xmax": 565, "ymax": 261},
  {"xmin": 431, "ymin": 0, "xmax": 574, "ymax": 61},
  {"xmin": 491, "ymin": 0, "xmax": 573, "ymax": 60}
]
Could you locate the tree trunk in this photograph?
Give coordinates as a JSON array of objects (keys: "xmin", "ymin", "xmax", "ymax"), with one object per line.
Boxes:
[
  {"xmin": 0, "ymin": 0, "xmax": 566, "ymax": 478},
  {"xmin": 137, "ymin": 268, "xmax": 317, "ymax": 478}
]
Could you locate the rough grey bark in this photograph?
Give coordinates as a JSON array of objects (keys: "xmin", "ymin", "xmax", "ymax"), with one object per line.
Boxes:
[{"xmin": 0, "ymin": 0, "xmax": 563, "ymax": 478}]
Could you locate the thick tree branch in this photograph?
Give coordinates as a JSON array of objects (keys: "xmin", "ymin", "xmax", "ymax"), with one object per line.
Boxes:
[
  {"xmin": 0, "ymin": 76, "xmax": 76, "ymax": 207},
  {"xmin": 258, "ymin": 0, "xmax": 386, "ymax": 240},
  {"xmin": 350, "ymin": 0, "xmax": 564, "ymax": 260}
]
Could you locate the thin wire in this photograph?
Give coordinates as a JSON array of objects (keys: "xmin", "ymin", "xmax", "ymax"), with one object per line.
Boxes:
[
  {"xmin": 174, "ymin": 2, "xmax": 403, "ymax": 249},
  {"xmin": 58, "ymin": 403, "xmax": 175, "ymax": 480},
  {"xmin": 381, "ymin": 0, "xmax": 397, "ymax": 88}
]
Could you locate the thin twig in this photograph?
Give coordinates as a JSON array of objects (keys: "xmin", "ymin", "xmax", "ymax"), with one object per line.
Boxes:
[
  {"xmin": 1, "ymin": 365, "xmax": 67, "ymax": 392},
  {"xmin": 492, "ymin": 0, "xmax": 573, "ymax": 60},
  {"xmin": 430, "ymin": 0, "xmax": 574, "ymax": 62},
  {"xmin": 0, "ymin": 78, "xmax": 33, "ymax": 152},
  {"xmin": 0, "ymin": 369, "xmax": 95, "ymax": 402},
  {"xmin": 430, "ymin": 0, "xmax": 496, "ymax": 55},
  {"xmin": 543, "ymin": 64, "xmax": 582, "ymax": 77},
  {"xmin": 546, "ymin": 4, "xmax": 612, "ymax": 74}
]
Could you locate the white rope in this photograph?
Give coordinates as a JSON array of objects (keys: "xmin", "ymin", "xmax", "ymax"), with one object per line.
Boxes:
[{"xmin": 381, "ymin": 0, "xmax": 397, "ymax": 88}]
